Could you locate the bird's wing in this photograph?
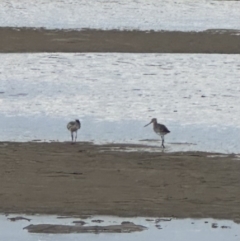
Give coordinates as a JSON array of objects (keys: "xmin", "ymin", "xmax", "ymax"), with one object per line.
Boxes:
[
  {"xmin": 162, "ymin": 125, "xmax": 170, "ymax": 133},
  {"xmin": 67, "ymin": 121, "xmax": 75, "ymax": 130}
]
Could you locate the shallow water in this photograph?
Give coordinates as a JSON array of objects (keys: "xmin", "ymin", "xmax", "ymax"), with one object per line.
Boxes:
[
  {"xmin": 0, "ymin": 0, "xmax": 240, "ymax": 31},
  {"xmin": 1, "ymin": 214, "xmax": 239, "ymax": 241},
  {"xmin": 0, "ymin": 53, "xmax": 240, "ymax": 153}
]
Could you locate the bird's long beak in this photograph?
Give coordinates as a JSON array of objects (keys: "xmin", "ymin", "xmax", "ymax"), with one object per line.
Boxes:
[{"xmin": 144, "ymin": 121, "xmax": 152, "ymax": 127}]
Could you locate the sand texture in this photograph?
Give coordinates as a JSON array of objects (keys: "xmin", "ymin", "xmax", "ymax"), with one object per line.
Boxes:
[
  {"xmin": 1, "ymin": 28, "xmax": 240, "ymax": 53},
  {"xmin": 0, "ymin": 142, "xmax": 239, "ymax": 222}
]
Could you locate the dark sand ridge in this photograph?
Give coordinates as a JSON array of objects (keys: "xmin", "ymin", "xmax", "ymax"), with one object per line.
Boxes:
[
  {"xmin": 1, "ymin": 142, "xmax": 240, "ymax": 223},
  {"xmin": 1, "ymin": 27, "xmax": 240, "ymax": 53}
]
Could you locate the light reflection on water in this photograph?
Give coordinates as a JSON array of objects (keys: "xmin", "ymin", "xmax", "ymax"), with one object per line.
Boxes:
[
  {"xmin": 0, "ymin": 53, "xmax": 240, "ymax": 153},
  {"xmin": 0, "ymin": 0, "xmax": 240, "ymax": 31},
  {"xmin": 0, "ymin": 115, "xmax": 239, "ymax": 154},
  {"xmin": 0, "ymin": 214, "xmax": 239, "ymax": 241}
]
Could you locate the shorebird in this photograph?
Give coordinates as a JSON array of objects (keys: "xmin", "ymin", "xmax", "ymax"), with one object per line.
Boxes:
[
  {"xmin": 144, "ymin": 118, "xmax": 170, "ymax": 148},
  {"xmin": 67, "ymin": 119, "xmax": 81, "ymax": 143}
]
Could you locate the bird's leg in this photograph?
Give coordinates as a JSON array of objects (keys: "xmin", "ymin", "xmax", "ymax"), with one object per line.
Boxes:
[
  {"xmin": 75, "ymin": 131, "xmax": 78, "ymax": 142},
  {"xmin": 161, "ymin": 136, "xmax": 165, "ymax": 148},
  {"xmin": 71, "ymin": 132, "xmax": 74, "ymax": 143}
]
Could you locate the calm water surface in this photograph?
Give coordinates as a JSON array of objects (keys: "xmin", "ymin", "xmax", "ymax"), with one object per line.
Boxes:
[
  {"xmin": 1, "ymin": 214, "xmax": 239, "ymax": 241},
  {"xmin": 0, "ymin": 53, "xmax": 239, "ymax": 153},
  {"xmin": 0, "ymin": 0, "xmax": 240, "ymax": 31}
]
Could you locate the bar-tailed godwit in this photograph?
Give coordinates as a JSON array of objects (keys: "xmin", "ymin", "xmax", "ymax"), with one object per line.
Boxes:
[
  {"xmin": 144, "ymin": 118, "xmax": 170, "ymax": 148},
  {"xmin": 67, "ymin": 119, "xmax": 81, "ymax": 143}
]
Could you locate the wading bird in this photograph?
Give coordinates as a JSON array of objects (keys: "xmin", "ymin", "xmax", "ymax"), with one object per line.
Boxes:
[
  {"xmin": 144, "ymin": 118, "xmax": 170, "ymax": 148},
  {"xmin": 67, "ymin": 119, "xmax": 81, "ymax": 143}
]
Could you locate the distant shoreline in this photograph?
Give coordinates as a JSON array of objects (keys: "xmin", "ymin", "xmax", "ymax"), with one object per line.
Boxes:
[{"xmin": 1, "ymin": 27, "xmax": 240, "ymax": 53}]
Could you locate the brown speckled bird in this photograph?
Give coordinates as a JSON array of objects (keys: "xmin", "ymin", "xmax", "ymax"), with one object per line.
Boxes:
[
  {"xmin": 67, "ymin": 119, "xmax": 81, "ymax": 143},
  {"xmin": 144, "ymin": 118, "xmax": 170, "ymax": 148}
]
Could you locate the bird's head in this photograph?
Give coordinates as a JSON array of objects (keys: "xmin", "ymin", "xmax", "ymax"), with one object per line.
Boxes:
[{"xmin": 144, "ymin": 118, "xmax": 157, "ymax": 127}]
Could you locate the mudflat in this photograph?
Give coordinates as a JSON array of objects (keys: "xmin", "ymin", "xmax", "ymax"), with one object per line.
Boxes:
[
  {"xmin": 0, "ymin": 142, "xmax": 239, "ymax": 222},
  {"xmin": 1, "ymin": 27, "xmax": 240, "ymax": 53}
]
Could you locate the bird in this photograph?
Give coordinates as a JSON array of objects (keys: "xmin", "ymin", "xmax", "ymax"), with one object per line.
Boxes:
[
  {"xmin": 67, "ymin": 119, "xmax": 81, "ymax": 143},
  {"xmin": 144, "ymin": 118, "xmax": 170, "ymax": 148}
]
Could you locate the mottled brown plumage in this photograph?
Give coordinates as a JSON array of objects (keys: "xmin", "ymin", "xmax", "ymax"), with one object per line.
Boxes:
[
  {"xmin": 144, "ymin": 118, "xmax": 170, "ymax": 148},
  {"xmin": 67, "ymin": 119, "xmax": 81, "ymax": 143}
]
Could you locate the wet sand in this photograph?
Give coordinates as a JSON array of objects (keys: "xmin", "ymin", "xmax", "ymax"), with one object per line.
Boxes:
[
  {"xmin": 24, "ymin": 222, "xmax": 147, "ymax": 234},
  {"xmin": 0, "ymin": 142, "xmax": 240, "ymax": 222},
  {"xmin": 1, "ymin": 27, "xmax": 240, "ymax": 53}
]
